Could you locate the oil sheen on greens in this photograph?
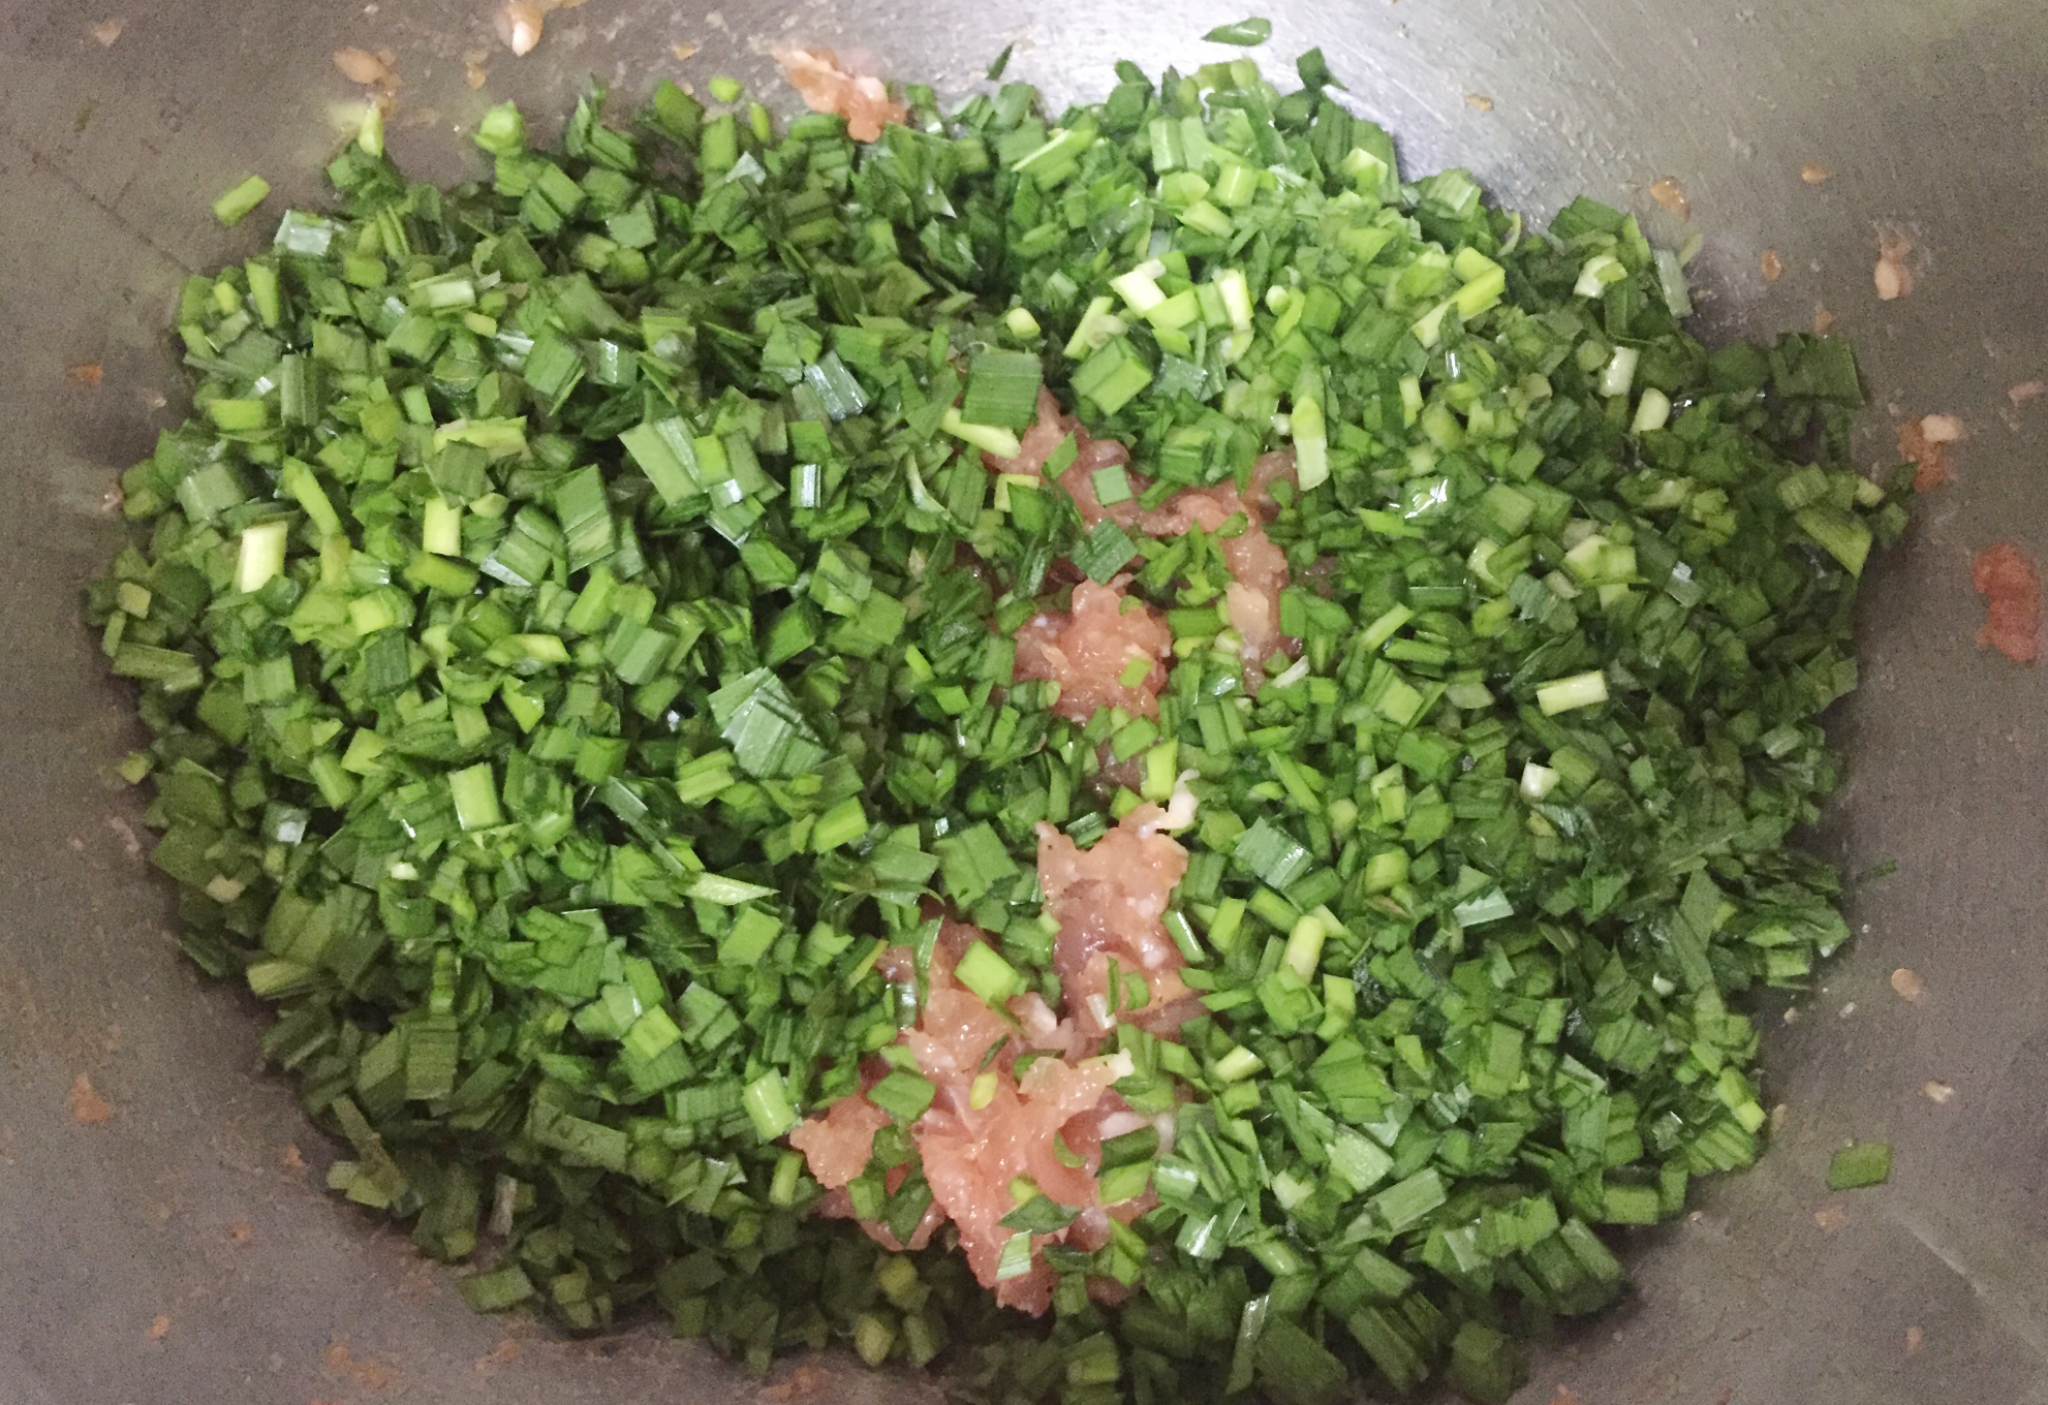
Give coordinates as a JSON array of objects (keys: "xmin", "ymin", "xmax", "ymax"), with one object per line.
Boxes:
[{"xmin": 88, "ymin": 43, "xmax": 1907, "ymax": 1405}]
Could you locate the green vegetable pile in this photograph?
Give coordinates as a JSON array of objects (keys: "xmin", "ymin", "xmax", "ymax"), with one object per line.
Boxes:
[{"xmin": 88, "ymin": 35, "xmax": 1908, "ymax": 1405}]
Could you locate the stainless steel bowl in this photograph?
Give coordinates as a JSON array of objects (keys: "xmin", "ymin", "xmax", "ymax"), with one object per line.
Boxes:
[{"xmin": 5, "ymin": 1, "xmax": 2045, "ymax": 1400}]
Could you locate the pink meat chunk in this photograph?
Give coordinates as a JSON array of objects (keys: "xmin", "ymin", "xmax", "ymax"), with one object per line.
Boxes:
[{"xmin": 1013, "ymin": 580, "xmax": 1172, "ymax": 722}]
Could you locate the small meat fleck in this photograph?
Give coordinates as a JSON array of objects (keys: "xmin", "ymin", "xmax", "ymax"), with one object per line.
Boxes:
[
  {"xmin": 67, "ymin": 361, "xmax": 104, "ymax": 386},
  {"xmin": 105, "ymin": 816, "xmax": 142, "ymax": 856},
  {"xmin": 1905, "ymin": 1325, "xmax": 1925, "ymax": 1356},
  {"xmin": 475, "ymin": 1338, "xmax": 520, "ymax": 1374},
  {"xmin": 91, "ymin": 17, "xmax": 125, "ymax": 46},
  {"xmin": 1814, "ymin": 304, "xmax": 1837, "ymax": 336},
  {"xmin": 775, "ymin": 46, "xmax": 908, "ymax": 142},
  {"xmin": 324, "ymin": 1338, "xmax": 397, "ymax": 1392},
  {"xmin": 70, "ymin": 1074, "xmax": 112, "ymax": 1124},
  {"xmin": 1813, "ymin": 1202, "xmax": 1849, "ymax": 1232},
  {"xmin": 671, "ymin": 42, "xmax": 700, "ymax": 60},
  {"xmin": 228, "ymin": 1220, "xmax": 254, "ymax": 1244},
  {"xmin": 147, "ymin": 1314, "xmax": 171, "ymax": 1340},
  {"xmin": 1972, "ymin": 542, "xmax": 2041, "ymax": 662},
  {"xmin": 758, "ymin": 1363, "xmax": 827, "ymax": 1401},
  {"xmin": 1760, "ymin": 248, "xmax": 1783, "ymax": 282},
  {"xmin": 1801, "ymin": 161, "xmax": 1832, "ymax": 185},
  {"xmin": 1874, "ymin": 228, "xmax": 1916, "ymax": 301},
  {"xmin": 1464, "ymin": 93, "xmax": 1494, "ymax": 111},
  {"xmin": 332, "ymin": 47, "xmax": 391, "ymax": 86},
  {"xmin": 1889, "ymin": 967, "xmax": 1926, "ymax": 1002},
  {"xmin": 2009, "ymin": 380, "xmax": 2046, "ymax": 407},
  {"xmin": 1548, "ymin": 1390, "xmax": 1582, "ymax": 1405},
  {"xmin": 496, "ymin": 1, "xmax": 545, "ymax": 57},
  {"xmin": 1922, "ymin": 1079, "xmax": 1955, "ymax": 1104},
  {"xmin": 1649, "ymin": 177, "xmax": 1689, "ymax": 220},
  {"xmin": 1898, "ymin": 414, "xmax": 1962, "ymax": 491}
]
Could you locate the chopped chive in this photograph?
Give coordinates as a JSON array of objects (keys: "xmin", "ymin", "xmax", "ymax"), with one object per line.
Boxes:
[
  {"xmin": 868, "ymin": 1070, "xmax": 937, "ymax": 1122},
  {"xmin": 1536, "ymin": 670, "xmax": 1609, "ymax": 715},
  {"xmin": 421, "ymin": 498, "xmax": 463, "ymax": 556},
  {"xmin": 236, "ymin": 520, "xmax": 290, "ymax": 594},
  {"xmin": 446, "ymin": 763, "xmax": 501, "ymax": 830},
  {"xmin": 1091, "ymin": 463, "xmax": 1134, "ymax": 506},
  {"xmin": 955, "ymin": 942, "xmax": 1024, "ymax": 1005},
  {"xmin": 474, "ymin": 101, "xmax": 526, "ymax": 155},
  {"xmin": 940, "ymin": 406, "xmax": 1023, "ymax": 459},
  {"xmin": 993, "ymin": 1232, "xmax": 1034, "ymax": 1281},
  {"xmin": 211, "ymin": 174, "xmax": 272, "ymax": 226},
  {"xmin": 742, "ymin": 1072, "xmax": 799, "ymax": 1140},
  {"xmin": 1203, "ymin": 16, "xmax": 1273, "ymax": 45},
  {"xmin": 356, "ymin": 102, "xmax": 385, "ymax": 157},
  {"xmin": 1072, "ymin": 519, "xmax": 1138, "ymax": 583},
  {"xmin": 1826, "ymin": 1142, "xmax": 1892, "ymax": 1191},
  {"xmin": 1214, "ymin": 1045, "xmax": 1262, "ymax": 1082},
  {"xmin": 1633, "ymin": 386, "xmax": 1673, "ymax": 433},
  {"xmin": 959, "ymin": 349, "xmax": 1044, "ymax": 431},
  {"xmin": 93, "ymin": 41, "xmax": 1901, "ymax": 1397},
  {"xmin": 854, "ymin": 1312, "xmax": 897, "ymax": 1365},
  {"xmin": 1282, "ymin": 911, "xmax": 1328, "ymax": 980},
  {"xmin": 1070, "ymin": 337, "xmax": 1153, "ymax": 415},
  {"xmin": 1041, "ymin": 433, "xmax": 1079, "ymax": 480}
]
